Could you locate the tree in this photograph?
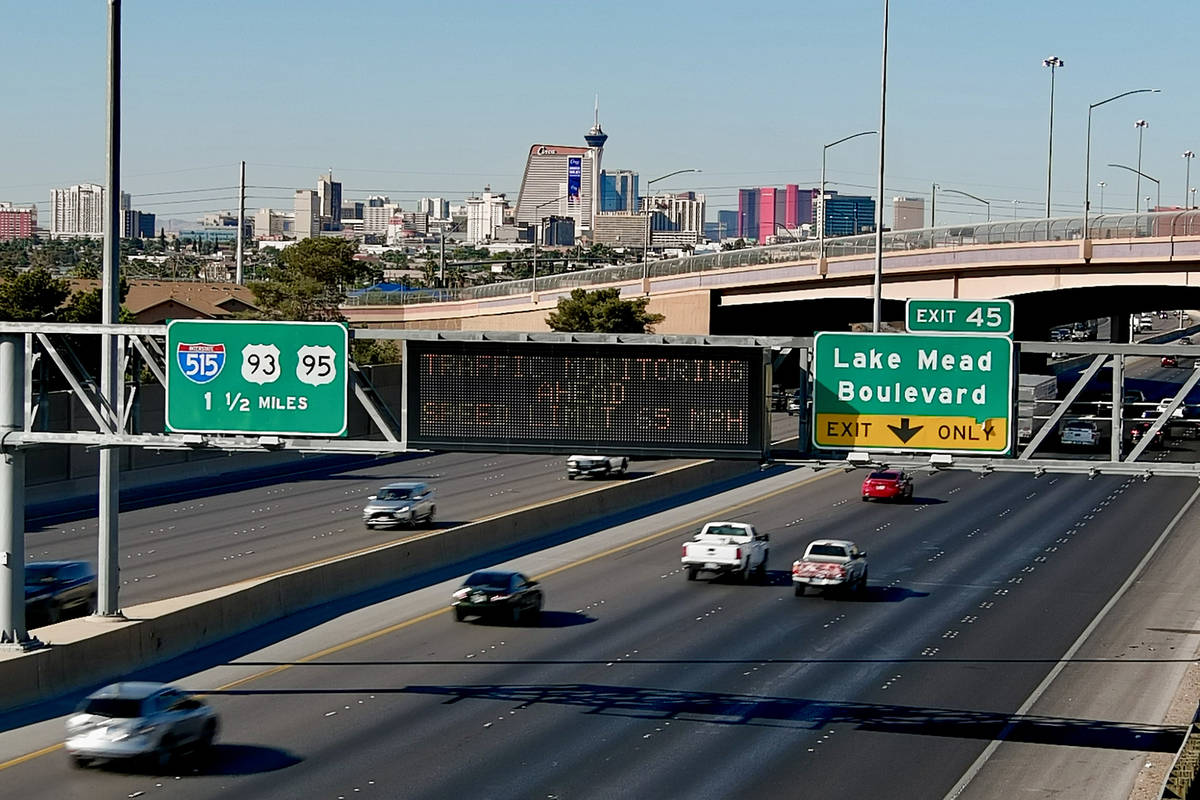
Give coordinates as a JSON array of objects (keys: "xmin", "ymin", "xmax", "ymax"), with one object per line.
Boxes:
[
  {"xmin": 545, "ymin": 287, "xmax": 664, "ymax": 333},
  {"xmin": 0, "ymin": 267, "xmax": 70, "ymax": 321},
  {"xmin": 248, "ymin": 237, "xmax": 375, "ymax": 322}
]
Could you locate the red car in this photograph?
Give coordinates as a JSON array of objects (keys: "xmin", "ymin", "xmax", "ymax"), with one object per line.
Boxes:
[
  {"xmin": 861, "ymin": 470, "xmax": 914, "ymax": 502},
  {"xmin": 1162, "ymin": 355, "xmax": 1180, "ymax": 368}
]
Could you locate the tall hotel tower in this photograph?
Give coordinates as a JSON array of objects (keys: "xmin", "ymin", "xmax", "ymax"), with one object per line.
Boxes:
[{"xmin": 515, "ymin": 102, "xmax": 608, "ymax": 242}]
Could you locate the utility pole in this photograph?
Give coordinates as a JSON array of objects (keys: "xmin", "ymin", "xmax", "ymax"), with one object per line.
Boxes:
[{"xmin": 235, "ymin": 160, "xmax": 245, "ymax": 284}]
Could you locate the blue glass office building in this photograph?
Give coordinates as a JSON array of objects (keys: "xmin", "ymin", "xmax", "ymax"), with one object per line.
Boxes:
[
  {"xmin": 822, "ymin": 194, "xmax": 876, "ymax": 236},
  {"xmin": 600, "ymin": 170, "xmax": 638, "ymax": 212}
]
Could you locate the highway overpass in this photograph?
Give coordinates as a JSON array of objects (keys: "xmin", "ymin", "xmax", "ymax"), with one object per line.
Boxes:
[{"xmin": 343, "ymin": 210, "xmax": 1200, "ymax": 340}]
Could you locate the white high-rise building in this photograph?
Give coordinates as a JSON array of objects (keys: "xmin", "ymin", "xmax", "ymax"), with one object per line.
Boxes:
[
  {"xmin": 363, "ymin": 203, "xmax": 402, "ymax": 234},
  {"xmin": 50, "ymin": 183, "xmax": 106, "ymax": 238},
  {"xmin": 416, "ymin": 197, "xmax": 450, "ymax": 220},
  {"xmin": 642, "ymin": 191, "xmax": 707, "ymax": 234},
  {"xmin": 466, "ymin": 187, "xmax": 509, "ymax": 244}
]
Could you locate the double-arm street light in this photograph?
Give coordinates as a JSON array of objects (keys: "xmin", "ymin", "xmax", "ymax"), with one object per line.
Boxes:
[
  {"xmin": 819, "ymin": 130, "xmax": 877, "ymax": 262},
  {"xmin": 532, "ymin": 194, "xmax": 568, "ymax": 294},
  {"xmin": 1042, "ymin": 56, "xmax": 1064, "ymax": 218},
  {"xmin": 938, "ymin": 187, "xmax": 991, "ymax": 221},
  {"xmin": 1134, "ymin": 120, "xmax": 1150, "ymax": 211},
  {"xmin": 1108, "ymin": 162, "xmax": 1160, "ymax": 211},
  {"xmin": 1084, "ymin": 88, "xmax": 1161, "ymax": 239},
  {"xmin": 642, "ymin": 168, "xmax": 701, "ymax": 288}
]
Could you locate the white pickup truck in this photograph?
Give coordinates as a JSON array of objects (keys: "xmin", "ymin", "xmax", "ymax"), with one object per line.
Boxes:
[
  {"xmin": 681, "ymin": 521, "xmax": 770, "ymax": 583},
  {"xmin": 1059, "ymin": 419, "xmax": 1102, "ymax": 447},
  {"xmin": 792, "ymin": 539, "xmax": 868, "ymax": 596}
]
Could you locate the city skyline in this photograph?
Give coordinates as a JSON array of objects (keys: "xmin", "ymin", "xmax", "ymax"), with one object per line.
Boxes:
[{"xmin": 3, "ymin": 1, "xmax": 1198, "ymax": 226}]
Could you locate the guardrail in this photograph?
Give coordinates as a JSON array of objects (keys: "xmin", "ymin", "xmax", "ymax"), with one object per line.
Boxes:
[
  {"xmin": 1163, "ymin": 708, "xmax": 1200, "ymax": 798},
  {"xmin": 341, "ymin": 210, "xmax": 1200, "ymax": 307}
]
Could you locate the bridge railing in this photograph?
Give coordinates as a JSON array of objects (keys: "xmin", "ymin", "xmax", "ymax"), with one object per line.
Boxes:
[{"xmin": 341, "ymin": 210, "xmax": 1200, "ymax": 306}]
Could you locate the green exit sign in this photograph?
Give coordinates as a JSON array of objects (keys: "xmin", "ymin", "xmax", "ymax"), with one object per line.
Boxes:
[
  {"xmin": 906, "ymin": 298, "xmax": 1013, "ymax": 336},
  {"xmin": 165, "ymin": 319, "xmax": 348, "ymax": 436}
]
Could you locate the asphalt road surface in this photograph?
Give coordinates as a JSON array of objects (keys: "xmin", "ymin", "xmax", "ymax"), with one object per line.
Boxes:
[
  {"xmin": 22, "ymin": 449, "xmax": 704, "ymax": 614},
  {"xmin": 3, "ymin": 463, "xmax": 1197, "ymax": 799}
]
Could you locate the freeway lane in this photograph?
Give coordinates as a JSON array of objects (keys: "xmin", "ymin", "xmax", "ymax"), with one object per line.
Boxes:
[
  {"xmin": 22, "ymin": 448, "xmax": 703, "ymax": 612},
  {"xmin": 2, "ymin": 465, "xmax": 1196, "ymax": 798}
]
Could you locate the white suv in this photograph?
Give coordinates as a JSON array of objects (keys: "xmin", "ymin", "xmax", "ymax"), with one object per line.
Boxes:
[
  {"xmin": 362, "ymin": 481, "xmax": 436, "ymax": 528},
  {"xmin": 566, "ymin": 455, "xmax": 629, "ymax": 480}
]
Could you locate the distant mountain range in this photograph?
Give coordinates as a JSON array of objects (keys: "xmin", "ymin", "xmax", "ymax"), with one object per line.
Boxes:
[{"xmin": 158, "ymin": 217, "xmax": 202, "ymax": 233}]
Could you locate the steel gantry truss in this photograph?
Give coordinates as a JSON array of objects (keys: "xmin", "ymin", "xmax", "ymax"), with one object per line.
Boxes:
[{"xmin": 3, "ymin": 323, "xmax": 1200, "ymax": 648}]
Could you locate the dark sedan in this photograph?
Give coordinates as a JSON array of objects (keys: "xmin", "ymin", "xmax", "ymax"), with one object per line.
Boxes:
[
  {"xmin": 452, "ymin": 570, "xmax": 543, "ymax": 624},
  {"xmin": 25, "ymin": 561, "xmax": 96, "ymax": 625}
]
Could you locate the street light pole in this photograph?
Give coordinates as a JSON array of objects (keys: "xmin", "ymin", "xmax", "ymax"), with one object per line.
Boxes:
[
  {"xmin": 930, "ymin": 182, "xmax": 939, "ymax": 227},
  {"xmin": 940, "ymin": 188, "xmax": 991, "ymax": 221},
  {"xmin": 872, "ymin": 0, "xmax": 889, "ymax": 333},
  {"xmin": 1191, "ymin": 187, "xmax": 1197, "ymax": 210},
  {"xmin": 1097, "ymin": 181, "xmax": 1106, "ymax": 214},
  {"xmin": 532, "ymin": 194, "xmax": 568, "ymax": 294},
  {"xmin": 1184, "ymin": 151, "xmax": 1195, "ymax": 208},
  {"xmin": 1043, "ymin": 56, "xmax": 1064, "ymax": 218},
  {"xmin": 1084, "ymin": 89, "xmax": 1161, "ymax": 242},
  {"xmin": 1108, "ymin": 162, "xmax": 1160, "ymax": 212},
  {"xmin": 1134, "ymin": 119, "xmax": 1149, "ymax": 212},
  {"xmin": 641, "ymin": 168, "xmax": 701, "ymax": 291},
  {"xmin": 820, "ymin": 129, "xmax": 876, "ymax": 263}
]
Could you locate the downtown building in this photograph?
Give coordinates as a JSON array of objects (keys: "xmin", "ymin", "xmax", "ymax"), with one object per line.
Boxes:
[
  {"xmin": 0, "ymin": 203, "xmax": 37, "ymax": 241},
  {"xmin": 50, "ymin": 183, "xmax": 105, "ymax": 238},
  {"xmin": 50, "ymin": 184, "xmax": 152, "ymax": 239},
  {"xmin": 600, "ymin": 169, "xmax": 638, "ymax": 212},
  {"xmin": 515, "ymin": 107, "xmax": 610, "ymax": 242},
  {"xmin": 466, "ymin": 187, "xmax": 509, "ymax": 244},
  {"xmin": 317, "ymin": 172, "xmax": 342, "ymax": 231}
]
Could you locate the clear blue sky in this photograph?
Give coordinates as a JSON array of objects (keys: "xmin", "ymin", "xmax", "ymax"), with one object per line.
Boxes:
[{"xmin": 2, "ymin": 0, "xmax": 1196, "ymax": 225}]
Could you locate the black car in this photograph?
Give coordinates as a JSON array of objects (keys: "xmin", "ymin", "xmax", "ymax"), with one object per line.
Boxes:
[
  {"xmin": 25, "ymin": 561, "xmax": 96, "ymax": 625},
  {"xmin": 451, "ymin": 570, "xmax": 543, "ymax": 624}
]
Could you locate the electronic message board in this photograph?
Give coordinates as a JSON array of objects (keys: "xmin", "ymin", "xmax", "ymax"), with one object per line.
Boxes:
[{"xmin": 405, "ymin": 340, "xmax": 767, "ymax": 458}]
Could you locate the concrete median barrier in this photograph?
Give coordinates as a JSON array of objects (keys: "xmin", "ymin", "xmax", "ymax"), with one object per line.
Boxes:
[{"xmin": 0, "ymin": 457, "xmax": 761, "ymax": 714}]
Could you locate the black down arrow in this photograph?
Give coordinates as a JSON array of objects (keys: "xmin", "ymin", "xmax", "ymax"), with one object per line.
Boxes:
[{"xmin": 888, "ymin": 418, "xmax": 924, "ymax": 443}]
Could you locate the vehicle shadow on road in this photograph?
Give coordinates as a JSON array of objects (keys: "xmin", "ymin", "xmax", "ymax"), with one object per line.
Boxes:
[
  {"xmin": 907, "ymin": 497, "xmax": 946, "ymax": 506},
  {"xmin": 468, "ymin": 610, "xmax": 596, "ymax": 628},
  {"xmin": 98, "ymin": 744, "xmax": 302, "ymax": 776},
  {"xmin": 848, "ymin": 586, "xmax": 929, "ymax": 603}
]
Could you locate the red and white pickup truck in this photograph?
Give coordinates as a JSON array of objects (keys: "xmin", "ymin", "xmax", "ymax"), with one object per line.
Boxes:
[
  {"xmin": 792, "ymin": 539, "xmax": 868, "ymax": 596},
  {"xmin": 681, "ymin": 521, "xmax": 770, "ymax": 583}
]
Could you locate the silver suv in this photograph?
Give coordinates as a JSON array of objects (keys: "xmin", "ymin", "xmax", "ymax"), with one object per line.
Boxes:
[
  {"xmin": 566, "ymin": 455, "xmax": 628, "ymax": 480},
  {"xmin": 362, "ymin": 481, "xmax": 436, "ymax": 528},
  {"xmin": 65, "ymin": 682, "xmax": 218, "ymax": 769}
]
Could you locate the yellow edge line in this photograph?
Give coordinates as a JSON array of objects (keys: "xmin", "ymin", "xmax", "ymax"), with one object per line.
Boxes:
[
  {"xmin": 0, "ymin": 743, "xmax": 65, "ymax": 770},
  {"xmin": 0, "ymin": 461, "xmax": 834, "ymax": 773}
]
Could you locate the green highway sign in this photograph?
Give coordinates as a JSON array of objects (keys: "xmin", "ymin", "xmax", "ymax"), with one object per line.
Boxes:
[
  {"xmin": 812, "ymin": 331, "xmax": 1013, "ymax": 454},
  {"xmin": 906, "ymin": 298, "xmax": 1013, "ymax": 336},
  {"xmin": 165, "ymin": 320, "xmax": 348, "ymax": 436}
]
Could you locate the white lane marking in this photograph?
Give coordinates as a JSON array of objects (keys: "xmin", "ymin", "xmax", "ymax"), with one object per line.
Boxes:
[{"xmin": 942, "ymin": 483, "xmax": 1200, "ymax": 800}]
